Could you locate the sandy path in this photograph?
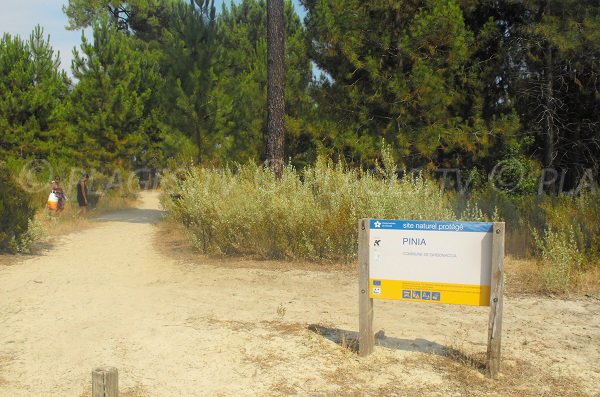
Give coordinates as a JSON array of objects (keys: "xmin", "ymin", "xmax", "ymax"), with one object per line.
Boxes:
[{"xmin": 0, "ymin": 191, "xmax": 599, "ymax": 396}]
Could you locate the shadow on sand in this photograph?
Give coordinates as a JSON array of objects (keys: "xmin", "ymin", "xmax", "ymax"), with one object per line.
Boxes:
[{"xmin": 307, "ymin": 324, "xmax": 487, "ymax": 373}]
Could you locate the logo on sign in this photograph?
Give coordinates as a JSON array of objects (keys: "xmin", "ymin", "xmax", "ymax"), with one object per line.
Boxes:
[
  {"xmin": 372, "ymin": 287, "xmax": 381, "ymax": 295},
  {"xmin": 374, "ymin": 221, "xmax": 381, "ymax": 228},
  {"xmin": 422, "ymin": 291, "xmax": 431, "ymax": 300},
  {"xmin": 402, "ymin": 290, "xmax": 411, "ymax": 299},
  {"xmin": 373, "ymin": 280, "xmax": 381, "ymax": 286},
  {"xmin": 432, "ymin": 292, "xmax": 441, "ymax": 301},
  {"xmin": 412, "ymin": 290, "xmax": 421, "ymax": 299}
]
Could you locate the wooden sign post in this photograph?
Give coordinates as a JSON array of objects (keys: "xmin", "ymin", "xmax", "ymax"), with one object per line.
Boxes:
[
  {"xmin": 358, "ymin": 218, "xmax": 374, "ymax": 357},
  {"xmin": 486, "ymin": 222, "xmax": 505, "ymax": 379},
  {"xmin": 357, "ymin": 218, "xmax": 505, "ymax": 378}
]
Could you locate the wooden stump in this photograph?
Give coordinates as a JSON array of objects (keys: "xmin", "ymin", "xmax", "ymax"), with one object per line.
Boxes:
[{"xmin": 92, "ymin": 366, "xmax": 118, "ymax": 397}]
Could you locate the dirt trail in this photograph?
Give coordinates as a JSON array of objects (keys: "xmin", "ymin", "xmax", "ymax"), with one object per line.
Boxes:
[{"xmin": 0, "ymin": 191, "xmax": 599, "ymax": 397}]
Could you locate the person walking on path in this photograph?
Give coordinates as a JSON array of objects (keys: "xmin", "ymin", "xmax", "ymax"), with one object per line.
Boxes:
[
  {"xmin": 50, "ymin": 176, "xmax": 67, "ymax": 215},
  {"xmin": 77, "ymin": 173, "xmax": 89, "ymax": 216}
]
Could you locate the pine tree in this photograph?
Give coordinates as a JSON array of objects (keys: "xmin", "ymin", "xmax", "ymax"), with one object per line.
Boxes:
[
  {"xmin": 464, "ymin": 0, "xmax": 600, "ymax": 189},
  {"xmin": 66, "ymin": 20, "xmax": 161, "ymax": 169},
  {"xmin": 514, "ymin": 0, "xmax": 600, "ymax": 187},
  {"xmin": 0, "ymin": 27, "xmax": 70, "ymax": 161},
  {"xmin": 63, "ymin": 0, "xmax": 175, "ymax": 34},
  {"xmin": 301, "ymin": 0, "xmax": 510, "ymax": 170},
  {"xmin": 208, "ymin": 0, "xmax": 312, "ymax": 166},
  {"xmin": 159, "ymin": 0, "xmax": 217, "ymax": 164}
]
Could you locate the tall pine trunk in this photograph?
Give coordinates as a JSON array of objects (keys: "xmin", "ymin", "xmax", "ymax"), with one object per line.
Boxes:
[
  {"xmin": 266, "ymin": 0, "xmax": 285, "ymax": 178},
  {"xmin": 543, "ymin": 44, "xmax": 555, "ymax": 169},
  {"xmin": 195, "ymin": 124, "xmax": 202, "ymax": 164}
]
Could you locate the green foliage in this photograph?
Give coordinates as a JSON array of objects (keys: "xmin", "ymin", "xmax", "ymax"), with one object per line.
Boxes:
[
  {"xmin": 0, "ymin": 164, "xmax": 37, "ymax": 252},
  {"xmin": 467, "ymin": 185, "xmax": 599, "ymax": 291},
  {"xmin": 539, "ymin": 193, "xmax": 600, "ymax": 262},
  {"xmin": 206, "ymin": 0, "xmax": 313, "ymax": 166},
  {"xmin": 159, "ymin": 0, "xmax": 217, "ymax": 163},
  {"xmin": 472, "ymin": 0, "xmax": 600, "ymax": 185},
  {"xmin": 0, "ymin": 27, "xmax": 71, "ymax": 161},
  {"xmin": 67, "ymin": 19, "xmax": 165, "ymax": 170},
  {"xmin": 533, "ymin": 227, "xmax": 585, "ymax": 292},
  {"xmin": 85, "ymin": 169, "xmax": 141, "ymax": 202},
  {"xmin": 63, "ymin": 0, "xmax": 124, "ymax": 30},
  {"xmin": 488, "ymin": 152, "xmax": 541, "ymax": 196},
  {"xmin": 10, "ymin": 219, "xmax": 45, "ymax": 254},
  {"xmin": 63, "ymin": 0, "xmax": 176, "ymax": 34},
  {"xmin": 164, "ymin": 154, "xmax": 598, "ymax": 294},
  {"xmin": 3, "ymin": 0, "xmax": 597, "ymax": 189},
  {"xmin": 162, "ymin": 154, "xmax": 485, "ymax": 262},
  {"xmin": 301, "ymin": 0, "xmax": 512, "ymax": 169}
]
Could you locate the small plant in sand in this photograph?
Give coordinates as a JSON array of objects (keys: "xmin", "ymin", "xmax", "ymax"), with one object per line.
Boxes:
[{"xmin": 276, "ymin": 303, "xmax": 286, "ymax": 320}]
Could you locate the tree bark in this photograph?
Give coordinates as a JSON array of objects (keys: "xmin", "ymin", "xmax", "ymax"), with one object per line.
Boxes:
[
  {"xmin": 266, "ymin": 0, "xmax": 285, "ymax": 178},
  {"xmin": 543, "ymin": 44, "xmax": 555, "ymax": 169},
  {"xmin": 195, "ymin": 124, "xmax": 202, "ymax": 164}
]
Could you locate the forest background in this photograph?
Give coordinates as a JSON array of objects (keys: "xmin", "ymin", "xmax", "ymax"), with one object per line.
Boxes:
[{"xmin": 0, "ymin": 0, "xmax": 598, "ymax": 291}]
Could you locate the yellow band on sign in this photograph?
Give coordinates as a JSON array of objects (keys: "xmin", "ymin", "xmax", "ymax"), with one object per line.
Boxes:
[{"xmin": 369, "ymin": 279, "xmax": 491, "ymax": 306}]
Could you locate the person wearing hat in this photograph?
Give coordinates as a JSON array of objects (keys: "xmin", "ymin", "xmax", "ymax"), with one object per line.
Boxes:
[{"xmin": 77, "ymin": 173, "xmax": 89, "ymax": 215}]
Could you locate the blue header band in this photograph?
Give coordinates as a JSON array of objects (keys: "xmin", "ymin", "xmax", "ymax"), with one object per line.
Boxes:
[{"xmin": 370, "ymin": 219, "xmax": 493, "ymax": 233}]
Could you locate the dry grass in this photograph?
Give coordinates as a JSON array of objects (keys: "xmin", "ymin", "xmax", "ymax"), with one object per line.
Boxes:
[
  {"xmin": 574, "ymin": 265, "xmax": 600, "ymax": 296},
  {"xmin": 504, "ymin": 257, "xmax": 546, "ymax": 295},
  {"xmin": 241, "ymin": 349, "xmax": 289, "ymax": 372},
  {"xmin": 265, "ymin": 321, "xmax": 306, "ymax": 336},
  {"xmin": 268, "ymin": 378, "xmax": 300, "ymax": 395},
  {"xmin": 79, "ymin": 385, "xmax": 148, "ymax": 397},
  {"xmin": 505, "ymin": 227, "xmax": 534, "ymax": 258},
  {"xmin": 161, "ymin": 160, "xmax": 462, "ymax": 262},
  {"xmin": 504, "ymin": 256, "xmax": 600, "ymax": 297},
  {"xmin": 37, "ymin": 212, "xmax": 98, "ymax": 238},
  {"xmin": 0, "ymin": 353, "xmax": 11, "ymax": 388},
  {"xmin": 75, "ymin": 310, "xmax": 595, "ymax": 397},
  {"xmin": 153, "ymin": 219, "xmax": 354, "ymax": 273},
  {"xmin": 155, "ymin": 220, "xmax": 600, "ymax": 299},
  {"xmin": 412, "ymin": 352, "xmax": 590, "ymax": 397},
  {"xmin": 39, "ymin": 194, "xmax": 140, "ymax": 238},
  {"xmin": 0, "ymin": 254, "xmax": 22, "ymax": 267},
  {"xmin": 178, "ymin": 315, "xmax": 307, "ymax": 338},
  {"xmin": 307, "ymin": 324, "xmax": 360, "ymax": 353}
]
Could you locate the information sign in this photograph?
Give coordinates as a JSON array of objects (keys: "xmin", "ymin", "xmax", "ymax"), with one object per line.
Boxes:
[{"xmin": 368, "ymin": 219, "xmax": 493, "ymax": 306}]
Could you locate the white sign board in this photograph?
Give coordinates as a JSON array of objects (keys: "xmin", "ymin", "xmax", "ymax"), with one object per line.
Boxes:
[{"xmin": 369, "ymin": 219, "xmax": 493, "ymax": 306}]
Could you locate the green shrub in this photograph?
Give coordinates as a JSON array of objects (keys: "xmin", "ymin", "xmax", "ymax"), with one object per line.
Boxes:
[
  {"xmin": 540, "ymin": 193, "xmax": 599, "ymax": 262},
  {"xmin": 162, "ymin": 157, "xmax": 486, "ymax": 262},
  {"xmin": 0, "ymin": 164, "xmax": 37, "ymax": 252},
  {"xmin": 533, "ymin": 227, "xmax": 585, "ymax": 292},
  {"xmin": 466, "ymin": 187, "xmax": 543, "ymax": 257},
  {"xmin": 467, "ymin": 186, "xmax": 599, "ymax": 261},
  {"xmin": 9, "ymin": 218, "xmax": 45, "ymax": 254},
  {"xmin": 162, "ymin": 155, "xmax": 598, "ymax": 288}
]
